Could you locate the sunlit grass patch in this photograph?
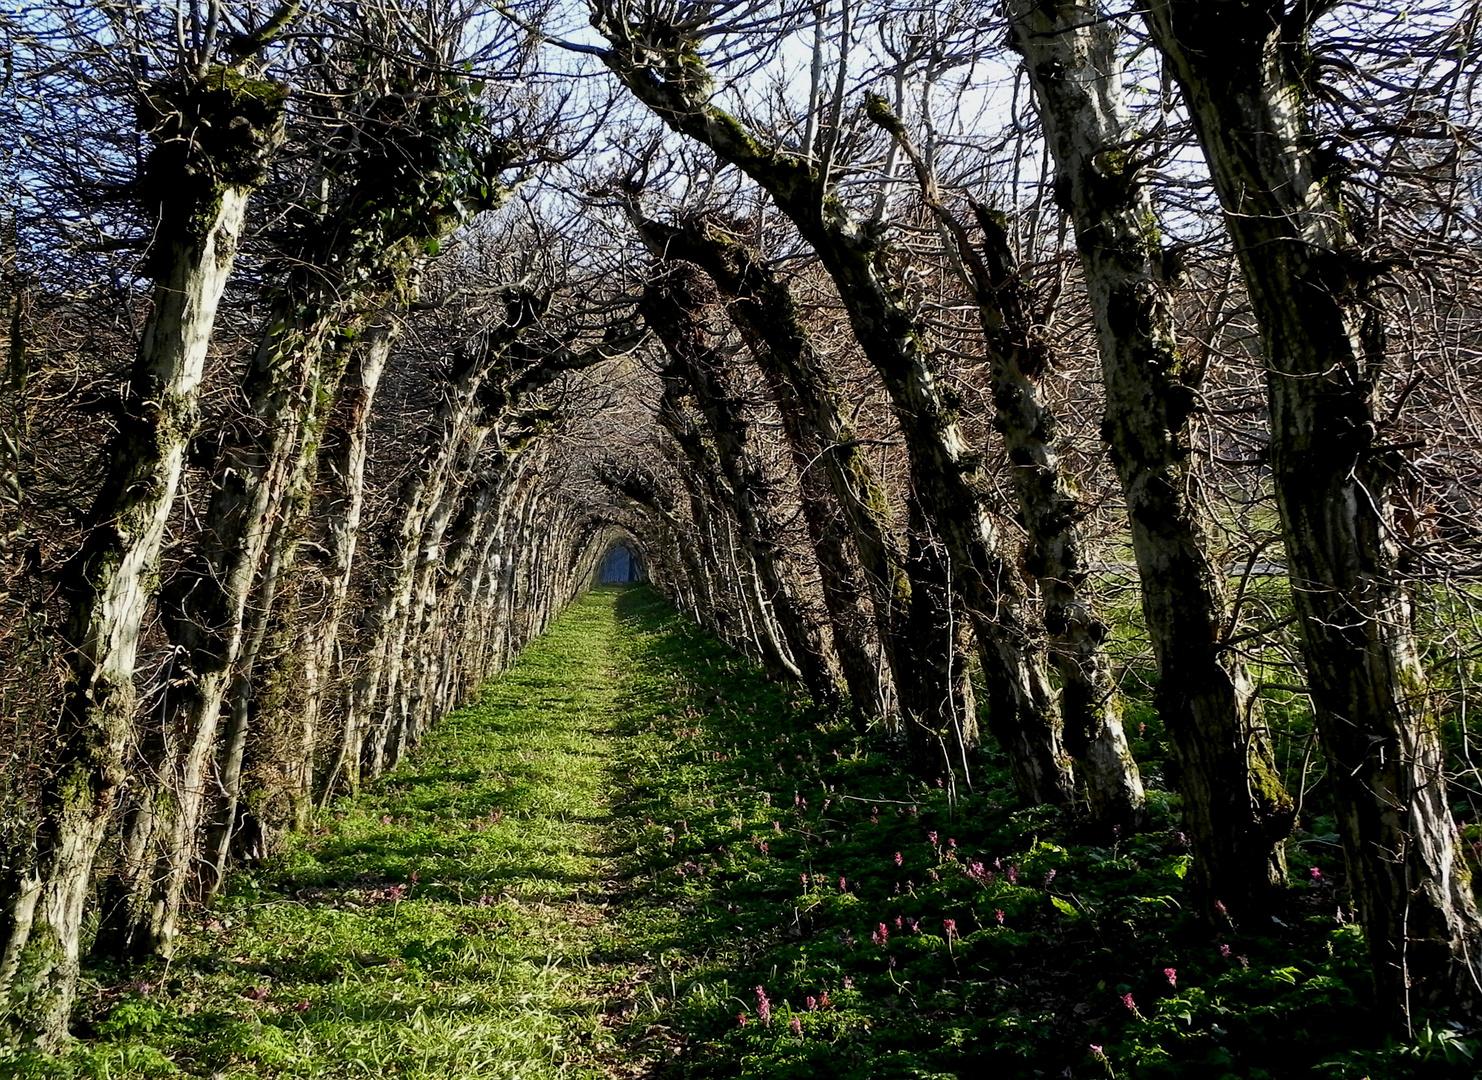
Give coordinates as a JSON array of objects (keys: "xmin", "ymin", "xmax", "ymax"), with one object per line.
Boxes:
[{"xmin": 39, "ymin": 589, "xmax": 642, "ymax": 1080}]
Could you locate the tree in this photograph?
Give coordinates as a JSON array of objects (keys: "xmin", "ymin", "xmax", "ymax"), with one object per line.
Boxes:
[
  {"xmin": 0, "ymin": 6, "xmax": 291, "ymax": 1042},
  {"xmin": 1143, "ymin": 0, "xmax": 1482, "ymax": 1021},
  {"xmin": 1005, "ymin": 0, "xmax": 1292, "ymax": 915},
  {"xmin": 585, "ymin": 1, "xmax": 1071, "ymax": 793}
]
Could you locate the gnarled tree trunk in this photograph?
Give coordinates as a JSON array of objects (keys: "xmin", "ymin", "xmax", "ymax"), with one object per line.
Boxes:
[
  {"xmin": 590, "ymin": 18, "xmax": 1072, "ymax": 800},
  {"xmin": 0, "ymin": 67, "xmax": 285, "ymax": 1046},
  {"xmin": 1145, "ymin": 0, "xmax": 1482, "ymax": 1020},
  {"xmin": 642, "ymin": 266, "xmax": 839, "ymax": 705},
  {"xmin": 1007, "ymin": 0, "xmax": 1291, "ymax": 910}
]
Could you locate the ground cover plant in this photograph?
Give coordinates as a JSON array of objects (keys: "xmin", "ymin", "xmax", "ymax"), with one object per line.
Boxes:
[
  {"xmin": 605, "ymin": 590, "xmax": 1477, "ymax": 1079},
  {"xmin": 8, "ymin": 0, "xmax": 1482, "ymax": 1054},
  {"xmin": 8, "ymin": 586, "xmax": 1475, "ymax": 1079}
]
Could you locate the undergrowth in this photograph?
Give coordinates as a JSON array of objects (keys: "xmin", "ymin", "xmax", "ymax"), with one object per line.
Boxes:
[
  {"xmin": 605, "ymin": 588, "xmax": 1473, "ymax": 1080},
  {"xmin": 4, "ymin": 586, "xmax": 1474, "ymax": 1078}
]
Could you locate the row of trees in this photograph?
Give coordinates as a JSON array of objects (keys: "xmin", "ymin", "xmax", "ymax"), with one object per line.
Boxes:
[
  {"xmin": 2, "ymin": 0, "xmax": 1479, "ymax": 1050},
  {"xmin": 0, "ymin": 0, "xmax": 646, "ymax": 1047},
  {"xmin": 572, "ymin": 0, "xmax": 1482, "ymax": 1031}
]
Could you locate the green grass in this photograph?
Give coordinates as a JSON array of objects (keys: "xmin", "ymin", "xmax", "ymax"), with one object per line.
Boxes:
[
  {"xmin": 16, "ymin": 589, "xmax": 650, "ymax": 1079},
  {"xmin": 8, "ymin": 585, "xmax": 1477, "ymax": 1079}
]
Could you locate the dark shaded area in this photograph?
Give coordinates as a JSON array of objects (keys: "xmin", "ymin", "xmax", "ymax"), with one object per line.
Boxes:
[{"xmin": 599, "ymin": 544, "xmax": 645, "ymax": 584}]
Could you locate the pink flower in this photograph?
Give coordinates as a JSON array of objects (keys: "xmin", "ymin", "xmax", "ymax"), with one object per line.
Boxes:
[
  {"xmin": 1309, "ymin": 866, "xmax": 1324, "ymax": 882},
  {"xmin": 927, "ymin": 831, "xmax": 939, "ymax": 845},
  {"xmin": 894, "ymin": 852, "xmax": 903, "ymax": 867},
  {"xmin": 948, "ymin": 838, "xmax": 957, "ymax": 849},
  {"xmin": 1006, "ymin": 865, "xmax": 1019, "ymax": 885},
  {"xmin": 995, "ymin": 909, "xmax": 1005, "ymax": 926},
  {"xmin": 1044, "ymin": 869, "xmax": 1057, "ymax": 887},
  {"xmin": 789, "ymin": 1016, "xmax": 802, "ymax": 1036},
  {"xmin": 737, "ymin": 1013, "xmax": 747, "ymax": 1027},
  {"xmin": 755, "ymin": 986, "xmax": 772, "ymax": 1027},
  {"xmin": 838, "ymin": 877, "xmax": 848, "ymax": 891},
  {"xmin": 943, "ymin": 918, "xmax": 959, "ymax": 940},
  {"xmin": 1090, "ymin": 1044, "xmax": 1107, "ymax": 1060},
  {"xmin": 806, "ymin": 996, "xmax": 818, "ymax": 1012},
  {"xmin": 291, "ymin": 1000, "xmax": 311, "ymax": 1012},
  {"xmin": 819, "ymin": 990, "xmax": 833, "ymax": 1008},
  {"xmin": 842, "ymin": 977, "xmax": 853, "ymax": 990},
  {"xmin": 1214, "ymin": 899, "xmax": 1228, "ymax": 918},
  {"xmin": 872, "ymin": 922, "xmax": 890, "ymax": 946},
  {"xmin": 1219, "ymin": 943, "xmax": 1231, "ymax": 958},
  {"xmin": 1121, "ymin": 992, "xmax": 1137, "ymax": 1012},
  {"xmin": 1163, "ymin": 967, "xmax": 1177, "ymax": 988}
]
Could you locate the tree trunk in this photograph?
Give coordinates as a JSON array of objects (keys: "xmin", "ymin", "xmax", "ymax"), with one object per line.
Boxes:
[
  {"xmin": 284, "ymin": 323, "xmax": 395, "ymax": 819},
  {"xmin": 1145, "ymin": 0, "xmax": 1482, "ymax": 1021},
  {"xmin": 641, "ymin": 263, "xmax": 842, "ymax": 708},
  {"xmin": 897, "ymin": 500, "xmax": 978, "ymax": 781},
  {"xmin": 1007, "ymin": 0, "xmax": 1291, "ymax": 906},
  {"xmin": 866, "ymin": 98, "xmax": 1142, "ymax": 826},
  {"xmin": 0, "ymin": 69, "xmax": 284, "ymax": 1044},
  {"xmin": 631, "ymin": 216, "xmax": 894, "ymax": 721}
]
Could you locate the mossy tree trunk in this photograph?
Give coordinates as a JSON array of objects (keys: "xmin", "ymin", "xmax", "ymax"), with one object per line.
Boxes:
[
  {"xmin": 330, "ymin": 299, "xmax": 543, "ymax": 794},
  {"xmin": 867, "ymin": 94, "xmax": 1142, "ymax": 827},
  {"xmin": 266, "ymin": 323, "xmax": 396, "ymax": 828},
  {"xmin": 1007, "ymin": 0, "xmax": 1292, "ymax": 909},
  {"xmin": 631, "ymin": 215, "xmax": 893, "ymax": 722},
  {"xmin": 1145, "ymin": 0, "xmax": 1482, "ymax": 1021},
  {"xmin": 92, "ymin": 73, "xmax": 516, "ymax": 960},
  {"xmin": 0, "ymin": 68, "xmax": 285, "ymax": 1047}
]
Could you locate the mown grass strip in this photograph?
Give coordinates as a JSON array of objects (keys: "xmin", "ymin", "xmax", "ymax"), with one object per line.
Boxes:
[{"xmin": 17, "ymin": 585, "xmax": 1469, "ymax": 1080}]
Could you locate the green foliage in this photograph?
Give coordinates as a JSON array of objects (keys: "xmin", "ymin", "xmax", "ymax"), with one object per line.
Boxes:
[{"xmin": 7, "ymin": 587, "xmax": 1470, "ymax": 1079}]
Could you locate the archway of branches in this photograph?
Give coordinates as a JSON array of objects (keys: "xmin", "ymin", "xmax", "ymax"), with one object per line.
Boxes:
[{"xmin": 3, "ymin": 0, "xmax": 1482, "ymax": 1052}]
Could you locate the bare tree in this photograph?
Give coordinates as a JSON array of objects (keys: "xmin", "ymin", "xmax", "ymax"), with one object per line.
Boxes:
[{"xmin": 1143, "ymin": 0, "xmax": 1482, "ymax": 1022}]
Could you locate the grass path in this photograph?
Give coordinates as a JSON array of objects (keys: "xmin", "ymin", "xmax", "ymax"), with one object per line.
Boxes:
[
  {"xmin": 31, "ymin": 586, "xmax": 1417, "ymax": 1079},
  {"xmin": 55, "ymin": 587, "xmax": 662, "ymax": 1079}
]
